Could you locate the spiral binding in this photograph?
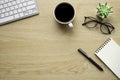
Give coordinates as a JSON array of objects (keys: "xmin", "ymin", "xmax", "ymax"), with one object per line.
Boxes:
[{"xmin": 95, "ymin": 38, "xmax": 111, "ymax": 53}]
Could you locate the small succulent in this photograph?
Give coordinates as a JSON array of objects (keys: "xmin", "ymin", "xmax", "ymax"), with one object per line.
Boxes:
[{"xmin": 97, "ymin": 3, "xmax": 113, "ymax": 20}]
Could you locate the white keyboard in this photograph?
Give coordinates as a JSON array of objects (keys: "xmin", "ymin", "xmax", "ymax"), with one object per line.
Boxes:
[{"xmin": 0, "ymin": 0, "xmax": 39, "ymax": 25}]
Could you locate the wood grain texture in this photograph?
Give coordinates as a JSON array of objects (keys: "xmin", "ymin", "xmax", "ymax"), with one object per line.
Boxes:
[{"xmin": 0, "ymin": 0, "xmax": 120, "ymax": 80}]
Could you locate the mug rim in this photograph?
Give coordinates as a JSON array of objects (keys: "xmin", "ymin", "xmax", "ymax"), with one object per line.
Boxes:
[{"xmin": 53, "ymin": 2, "xmax": 76, "ymax": 24}]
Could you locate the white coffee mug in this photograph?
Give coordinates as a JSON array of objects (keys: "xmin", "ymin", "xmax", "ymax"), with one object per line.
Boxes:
[{"xmin": 54, "ymin": 2, "xmax": 76, "ymax": 28}]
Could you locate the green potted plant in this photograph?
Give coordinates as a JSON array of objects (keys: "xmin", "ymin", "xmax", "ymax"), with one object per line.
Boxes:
[{"xmin": 97, "ymin": 3, "xmax": 113, "ymax": 20}]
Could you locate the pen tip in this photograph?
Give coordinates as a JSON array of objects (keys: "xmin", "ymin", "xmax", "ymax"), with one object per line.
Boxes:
[
  {"xmin": 101, "ymin": 68, "xmax": 104, "ymax": 71},
  {"xmin": 99, "ymin": 67, "xmax": 104, "ymax": 71}
]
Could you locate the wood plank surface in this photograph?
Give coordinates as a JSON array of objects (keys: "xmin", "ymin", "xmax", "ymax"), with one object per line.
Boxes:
[{"xmin": 0, "ymin": 0, "xmax": 120, "ymax": 80}]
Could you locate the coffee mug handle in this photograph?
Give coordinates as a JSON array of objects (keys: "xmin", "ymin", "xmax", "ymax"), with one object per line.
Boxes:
[{"xmin": 68, "ymin": 23, "xmax": 74, "ymax": 28}]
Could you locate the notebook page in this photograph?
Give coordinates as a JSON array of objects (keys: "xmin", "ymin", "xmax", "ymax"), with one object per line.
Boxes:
[{"xmin": 95, "ymin": 38, "xmax": 120, "ymax": 79}]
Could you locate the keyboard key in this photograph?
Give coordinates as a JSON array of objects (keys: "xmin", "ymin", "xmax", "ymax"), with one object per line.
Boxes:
[
  {"xmin": 10, "ymin": 6, "xmax": 14, "ymax": 10},
  {"xmin": 5, "ymin": 0, "xmax": 9, "ymax": 3},
  {"xmin": 9, "ymin": 11, "xmax": 13, "ymax": 15},
  {"xmin": 16, "ymin": 0, "xmax": 20, "ymax": 4},
  {"xmin": 21, "ymin": 0, "xmax": 25, "ymax": 2},
  {"xmin": 14, "ymin": 10, "xmax": 18, "ymax": 14},
  {"xmin": 19, "ymin": 4, "xmax": 23, "ymax": 8},
  {"xmin": 18, "ymin": 9, "xmax": 22, "ymax": 12},
  {"xmin": 0, "ymin": 1, "xmax": 4, "ymax": 5},
  {"xmin": 6, "ymin": 7, "xmax": 10, "ymax": 11},
  {"xmin": 20, "ymin": 12, "xmax": 24, "ymax": 17},
  {"xmin": 26, "ymin": 5, "xmax": 36, "ymax": 10},
  {"xmin": 0, "ymin": 5, "xmax": 3, "ymax": 9},
  {"xmin": 12, "ymin": 1, "xmax": 16, "ymax": 5},
  {"xmin": 23, "ymin": 2, "xmax": 27, "ymax": 6},
  {"xmin": 27, "ymin": 1, "xmax": 34, "ymax": 5},
  {"xmin": 14, "ymin": 14, "xmax": 20, "ymax": 18},
  {"xmin": 22, "ymin": 7, "xmax": 26, "ymax": 11},
  {"xmin": 8, "ymin": 2, "xmax": 12, "ymax": 6},
  {"xmin": 2, "ymin": 9, "xmax": 6, "ymax": 13},
  {"xmin": 4, "ymin": 4, "xmax": 8, "ymax": 8},
  {"xmin": 28, "ymin": 10, "xmax": 33, "ymax": 14},
  {"xmin": 15, "ymin": 5, "xmax": 19, "ymax": 9},
  {"xmin": 5, "ymin": 12, "xmax": 9, "ymax": 17},
  {"xmin": 0, "ymin": 16, "xmax": 14, "ymax": 24}
]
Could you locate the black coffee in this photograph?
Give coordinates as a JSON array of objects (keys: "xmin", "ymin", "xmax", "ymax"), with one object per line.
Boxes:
[{"xmin": 55, "ymin": 3, "xmax": 75, "ymax": 22}]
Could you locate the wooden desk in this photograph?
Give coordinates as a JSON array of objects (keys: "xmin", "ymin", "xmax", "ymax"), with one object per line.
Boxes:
[{"xmin": 0, "ymin": 0, "xmax": 120, "ymax": 80}]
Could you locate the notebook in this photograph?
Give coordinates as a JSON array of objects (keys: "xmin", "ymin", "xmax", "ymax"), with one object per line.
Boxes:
[{"xmin": 95, "ymin": 38, "xmax": 120, "ymax": 79}]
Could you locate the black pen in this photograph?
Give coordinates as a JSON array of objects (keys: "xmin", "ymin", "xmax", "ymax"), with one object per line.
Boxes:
[{"xmin": 78, "ymin": 48, "xmax": 103, "ymax": 71}]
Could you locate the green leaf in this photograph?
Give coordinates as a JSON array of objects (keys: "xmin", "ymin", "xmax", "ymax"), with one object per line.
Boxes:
[
  {"xmin": 105, "ymin": 2, "xmax": 107, "ymax": 6},
  {"xmin": 99, "ymin": 3, "xmax": 102, "ymax": 7}
]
